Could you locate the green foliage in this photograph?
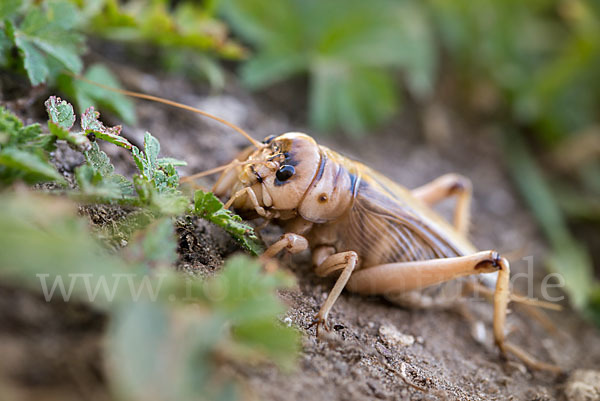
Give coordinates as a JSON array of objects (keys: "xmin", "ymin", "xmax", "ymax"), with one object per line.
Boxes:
[
  {"xmin": 504, "ymin": 131, "xmax": 597, "ymax": 314},
  {"xmin": 2, "ymin": 0, "xmax": 84, "ymax": 86},
  {"xmin": 0, "ymin": 106, "xmax": 64, "ymax": 186},
  {"xmin": 0, "ymin": 1, "xmax": 136, "ymax": 124},
  {"xmin": 194, "ymin": 190, "xmax": 263, "ymax": 256},
  {"xmin": 0, "ymin": 190, "xmax": 299, "ymax": 401},
  {"xmin": 83, "ymin": 0, "xmax": 245, "ymax": 88},
  {"xmin": 44, "ymin": 96, "xmax": 261, "ymax": 252},
  {"xmin": 0, "ymin": 191, "xmax": 134, "ymax": 309},
  {"xmin": 219, "ymin": 0, "xmax": 436, "ymax": 134},
  {"xmin": 132, "ymin": 132, "xmax": 185, "ymax": 191}
]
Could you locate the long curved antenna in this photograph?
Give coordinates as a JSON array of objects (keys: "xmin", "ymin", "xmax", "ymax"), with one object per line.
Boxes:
[
  {"xmin": 180, "ymin": 161, "xmax": 244, "ymax": 182},
  {"xmin": 69, "ymin": 73, "xmax": 263, "ymax": 148}
]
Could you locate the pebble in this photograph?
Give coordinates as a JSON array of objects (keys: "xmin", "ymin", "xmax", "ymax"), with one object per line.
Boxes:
[
  {"xmin": 378, "ymin": 324, "xmax": 415, "ymax": 348},
  {"xmin": 565, "ymin": 369, "xmax": 600, "ymax": 401}
]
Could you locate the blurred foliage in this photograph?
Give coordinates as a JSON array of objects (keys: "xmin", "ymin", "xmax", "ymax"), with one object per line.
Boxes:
[
  {"xmin": 0, "ymin": 106, "xmax": 65, "ymax": 185},
  {"xmin": 0, "ymin": 0, "xmax": 84, "ymax": 85},
  {"xmin": 1, "ymin": 0, "xmax": 243, "ymax": 124},
  {"xmin": 219, "ymin": 0, "xmax": 436, "ymax": 135},
  {"xmin": 79, "ymin": 0, "xmax": 245, "ymax": 88},
  {"xmin": 0, "ymin": 191, "xmax": 299, "ymax": 401},
  {"xmin": 504, "ymin": 131, "xmax": 598, "ymax": 316},
  {"xmin": 220, "ymin": 0, "xmax": 600, "ymax": 142}
]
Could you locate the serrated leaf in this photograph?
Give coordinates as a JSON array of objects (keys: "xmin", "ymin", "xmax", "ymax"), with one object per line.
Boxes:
[
  {"xmin": 193, "ymin": 190, "xmax": 263, "ymax": 255},
  {"xmin": 1, "ymin": 105, "xmax": 55, "ymax": 156},
  {"xmin": 82, "ymin": 106, "xmax": 132, "ymax": 149},
  {"xmin": 144, "ymin": 131, "xmax": 160, "ymax": 167},
  {"xmin": 78, "ymin": 142, "xmax": 135, "ymax": 200},
  {"xmin": 131, "ymin": 132, "xmax": 181, "ymax": 194},
  {"xmin": 14, "ymin": 38, "xmax": 49, "ymax": 85},
  {"xmin": 45, "ymin": 96, "xmax": 76, "ymax": 130},
  {"xmin": 12, "ymin": 0, "xmax": 84, "ymax": 85},
  {"xmin": 45, "ymin": 96, "xmax": 91, "ymax": 150},
  {"xmin": 85, "ymin": 142, "xmax": 114, "ymax": 177}
]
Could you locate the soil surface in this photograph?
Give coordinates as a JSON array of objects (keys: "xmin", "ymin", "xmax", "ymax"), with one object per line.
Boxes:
[{"xmin": 1, "ymin": 63, "xmax": 600, "ymax": 401}]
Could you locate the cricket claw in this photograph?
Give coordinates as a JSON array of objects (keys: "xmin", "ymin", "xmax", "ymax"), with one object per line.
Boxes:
[{"xmin": 309, "ymin": 314, "xmax": 331, "ymax": 336}]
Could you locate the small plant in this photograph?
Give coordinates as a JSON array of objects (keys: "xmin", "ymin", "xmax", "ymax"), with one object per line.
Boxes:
[
  {"xmin": 0, "ymin": 190, "xmax": 299, "ymax": 401},
  {"xmin": 42, "ymin": 96, "xmax": 263, "ymax": 252}
]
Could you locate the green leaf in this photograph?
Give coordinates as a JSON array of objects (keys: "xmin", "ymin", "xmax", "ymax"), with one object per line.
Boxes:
[
  {"xmin": 157, "ymin": 157, "xmax": 187, "ymax": 167},
  {"xmin": 310, "ymin": 64, "xmax": 398, "ymax": 134},
  {"xmin": 221, "ymin": 0, "xmax": 436, "ymax": 133},
  {"xmin": 0, "ymin": 106, "xmax": 57, "ymax": 181},
  {"xmin": 45, "ymin": 96, "xmax": 91, "ymax": 150},
  {"xmin": 0, "ymin": 191, "xmax": 135, "ymax": 310},
  {"xmin": 81, "ymin": 106, "xmax": 132, "ymax": 150},
  {"xmin": 14, "ymin": 38, "xmax": 49, "ymax": 85},
  {"xmin": 193, "ymin": 190, "xmax": 263, "ymax": 255},
  {"xmin": 0, "ymin": 147, "xmax": 65, "ymax": 184},
  {"xmin": 12, "ymin": 0, "xmax": 84, "ymax": 85},
  {"xmin": 210, "ymin": 255, "xmax": 298, "ymax": 368},
  {"xmin": 0, "ymin": 0, "xmax": 21, "ymax": 20},
  {"xmin": 124, "ymin": 218, "xmax": 178, "ymax": 267},
  {"xmin": 45, "ymin": 95, "xmax": 76, "ymax": 130},
  {"xmin": 131, "ymin": 132, "xmax": 182, "ymax": 195},
  {"xmin": 77, "ymin": 142, "xmax": 135, "ymax": 200}
]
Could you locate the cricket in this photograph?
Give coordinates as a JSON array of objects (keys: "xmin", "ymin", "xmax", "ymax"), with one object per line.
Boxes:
[{"xmin": 81, "ymin": 76, "xmax": 563, "ymax": 374}]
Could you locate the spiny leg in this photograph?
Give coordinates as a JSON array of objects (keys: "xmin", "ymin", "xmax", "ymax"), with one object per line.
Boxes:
[
  {"xmin": 309, "ymin": 249, "xmax": 358, "ymax": 333},
  {"xmin": 464, "ymin": 280, "xmax": 561, "ymax": 334},
  {"xmin": 411, "ymin": 173, "xmax": 472, "ymax": 235},
  {"xmin": 345, "ymin": 251, "xmax": 561, "ymax": 372}
]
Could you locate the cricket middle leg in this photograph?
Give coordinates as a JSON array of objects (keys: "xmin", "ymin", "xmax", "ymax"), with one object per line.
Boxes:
[{"xmin": 411, "ymin": 173, "xmax": 472, "ymax": 235}]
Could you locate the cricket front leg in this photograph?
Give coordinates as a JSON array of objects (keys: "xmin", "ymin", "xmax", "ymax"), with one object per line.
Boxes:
[
  {"xmin": 259, "ymin": 233, "xmax": 309, "ymax": 272},
  {"xmin": 309, "ymin": 248, "xmax": 358, "ymax": 334}
]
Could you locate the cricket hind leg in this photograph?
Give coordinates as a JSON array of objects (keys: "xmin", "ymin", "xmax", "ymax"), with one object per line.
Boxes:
[
  {"xmin": 345, "ymin": 251, "xmax": 562, "ymax": 373},
  {"xmin": 411, "ymin": 173, "xmax": 472, "ymax": 235}
]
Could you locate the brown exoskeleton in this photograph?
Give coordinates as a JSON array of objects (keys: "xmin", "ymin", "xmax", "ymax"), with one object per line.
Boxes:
[{"xmin": 77, "ymin": 76, "xmax": 561, "ymax": 372}]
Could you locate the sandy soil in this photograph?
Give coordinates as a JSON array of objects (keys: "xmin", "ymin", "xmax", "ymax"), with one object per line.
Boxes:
[{"xmin": 1, "ymin": 65, "xmax": 599, "ymax": 401}]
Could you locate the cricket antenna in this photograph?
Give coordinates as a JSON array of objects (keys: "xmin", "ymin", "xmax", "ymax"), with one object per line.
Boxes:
[{"xmin": 69, "ymin": 73, "xmax": 263, "ymax": 148}]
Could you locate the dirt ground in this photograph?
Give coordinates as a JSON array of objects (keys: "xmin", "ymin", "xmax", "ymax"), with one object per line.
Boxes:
[{"xmin": 1, "ymin": 63, "xmax": 600, "ymax": 401}]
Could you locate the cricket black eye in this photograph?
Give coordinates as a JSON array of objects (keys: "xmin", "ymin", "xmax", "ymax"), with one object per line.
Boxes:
[
  {"xmin": 262, "ymin": 135, "xmax": 276, "ymax": 144},
  {"xmin": 276, "ymin": 165, "xmax": 295, "ymax": 181}
]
